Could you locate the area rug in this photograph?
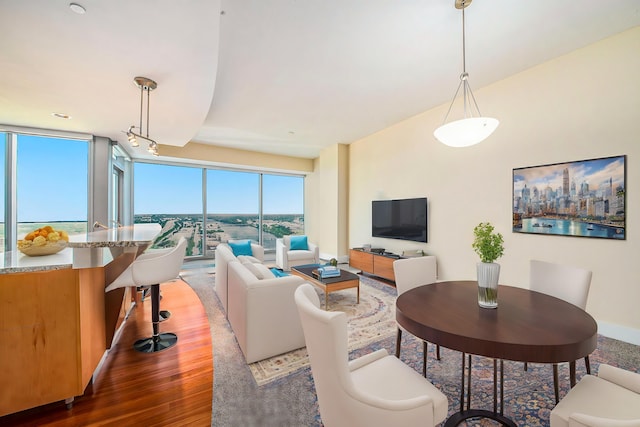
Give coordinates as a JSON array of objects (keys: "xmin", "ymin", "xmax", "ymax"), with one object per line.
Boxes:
[
  {"xmin": 249, "ymin": 275, "xmax": 397, "ymax": 385},
  {"xmin": 181, "ymin": 267, "xmax": 640, "ymax": 427}
]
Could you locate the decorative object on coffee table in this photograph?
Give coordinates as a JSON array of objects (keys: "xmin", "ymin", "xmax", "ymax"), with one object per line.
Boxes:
[{"xmin": 472, "ymin": 222, "xmax": 504, "ymax": 308}]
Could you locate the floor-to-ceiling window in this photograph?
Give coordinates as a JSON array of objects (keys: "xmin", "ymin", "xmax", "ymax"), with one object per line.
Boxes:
[
  {"xmin": 133, "ymin": 163, "xmax": 204, "ymax": 256},
  {"xmin": 16, "ymin": 134, "xmax": 88, "ymax": 237},
  {"xmin": 1, "ymin": 131, "xmax": 89, "ymax": 253},
  {"xmin": 206, "ymin": 169, "xmax": 259, "ymax": 257},
  {"xmin": 0, "ymin": 132, "xmax": 5, "ymax": 250},
  {"xmin": 134, "ymin": 162, "xmax": 305, "ymax": 260},
  {"xmin": 262, "ymin": 174, "xmax": 304, "ymax": 252}
]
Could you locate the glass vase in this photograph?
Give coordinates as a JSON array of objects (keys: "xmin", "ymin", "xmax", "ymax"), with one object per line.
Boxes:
[{"xmin": 477, "ymin": 262, "xmax": 500, "ymax": 309}]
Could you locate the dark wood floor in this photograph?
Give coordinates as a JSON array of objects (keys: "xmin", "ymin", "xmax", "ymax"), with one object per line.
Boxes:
[{"xmin": 0, "ymin": 279, "xmax": 213, "ymax": 426}]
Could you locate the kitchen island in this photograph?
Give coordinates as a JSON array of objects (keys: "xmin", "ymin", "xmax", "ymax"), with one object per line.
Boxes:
[{"xmin": 0, "ymin": 224, "xmax": 161, "ymax": 417}]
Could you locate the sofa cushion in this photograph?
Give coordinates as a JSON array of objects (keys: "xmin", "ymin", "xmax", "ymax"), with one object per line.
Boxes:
[
  {"xmin": 238, "ymin": 255, "xmax": 262, "ymax": 264},
  {"xmin": 229, "ymin": 239, "xmax": 253, "ymax": 256},
  {"xmin": 288, "ymin": 250, "xmax": 314, "ymax": 261},
  {"xmin": 290, "ymin": 235, "xmax": 308, "ymax": 250},
  {"xmin": 243, "ymin": 262, "xmax": 276, "ymax": 280}
]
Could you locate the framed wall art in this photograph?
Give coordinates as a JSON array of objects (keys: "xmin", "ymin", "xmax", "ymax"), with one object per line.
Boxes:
[{"xmin": 513, "ymin": 155, "xmax": 626, "ymax": 240}]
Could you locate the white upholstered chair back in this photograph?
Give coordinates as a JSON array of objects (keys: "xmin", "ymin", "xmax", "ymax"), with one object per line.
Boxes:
[
  {"xmin": 550, "ymin": 364, "xmax": 640, "ymax": 427},
  {"xmin": 106, "ymin": 237, "xmax": 187, "ymax": 292},
  {"xmin": 529, "ymin": 260, "xmax": 592, "ymax": 309},
  {"xmin": 295, "ymin": 283, "xmax": 447, "ymax": 427},
  {"xmin": 393, "ymin": 256, "xmax": 437, "ymax": 296},
  {"xmin": 294, "ymin": 284, "xmax": 355, "ymax": 425}
]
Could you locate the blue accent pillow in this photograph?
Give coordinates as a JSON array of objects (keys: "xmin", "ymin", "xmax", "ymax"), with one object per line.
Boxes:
[
  {"xmin": 270, "ymin": 268, "xmax": 290, "ymax": 277},
  {"xmin": 290, "ymin": 235, "xmax": 308, "ymax": 251},
  {"xmin": 228, "ymin": 240, "xmax": 253, "ymax": 257}
]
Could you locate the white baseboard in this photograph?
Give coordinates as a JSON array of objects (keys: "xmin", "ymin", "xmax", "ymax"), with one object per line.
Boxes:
[{"xmin": 597, "ymin": 321, "xmax": 640, "ymax": 346}]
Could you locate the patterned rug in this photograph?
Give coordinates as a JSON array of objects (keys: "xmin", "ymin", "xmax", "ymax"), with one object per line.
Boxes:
[
  {"xmin": 181, "ymin": 267, "xmax": 640, "ymax": 426},
  {"xmin": 249, "ymin": 275, "xmax": 397, "ymax": 385}
]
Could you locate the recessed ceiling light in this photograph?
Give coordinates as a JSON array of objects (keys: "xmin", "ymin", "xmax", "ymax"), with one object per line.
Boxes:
[
  {"xmin": 69, "ymin": 3, "xmax": 86, "ymax": 14},
  {"xmin": 52, "ymin": 112, "xmax": 72, "ymax": 119}
]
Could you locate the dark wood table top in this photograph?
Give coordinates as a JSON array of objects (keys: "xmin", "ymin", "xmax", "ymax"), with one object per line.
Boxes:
[
  {"xmin": 291, "ymin": 264, "xmax": 358, "ymax": 284},
  {"xmin": 396, "ymin": 280, "xmax": 597, "ymax": 363}
]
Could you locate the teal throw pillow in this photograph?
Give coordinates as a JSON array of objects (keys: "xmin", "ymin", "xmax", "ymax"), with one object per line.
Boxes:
[
  {"xmin": 290, "ymin": 235, "xmax": 308, "ymax": 251},
  {"xmin": 270, "ymin": 268, "xmax": 290, "ymax": 277},
  {"xmin": 228, "ymin": 240, "xmax": 253, "ymax": 257}
]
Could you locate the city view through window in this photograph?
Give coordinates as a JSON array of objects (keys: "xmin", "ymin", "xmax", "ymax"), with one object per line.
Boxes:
[
  {"xmin": 1, "ymin": 132, "xmax": 304, "ymax": 258},
  {"xmin": 133, "ymin": 164, "xmax": 305, "ymax": 257},
  {"xmin": 1, "ymin": 133, "xmax": 89, "ymax": 252}
]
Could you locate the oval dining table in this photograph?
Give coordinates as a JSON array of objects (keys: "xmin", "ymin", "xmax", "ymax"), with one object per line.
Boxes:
[{"xmin": 395, "ymin": 280, "xmax": 598, "ymax": 427}]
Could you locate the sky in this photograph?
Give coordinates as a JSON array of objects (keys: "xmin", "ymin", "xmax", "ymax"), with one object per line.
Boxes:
[
  {"xmin": 513, "ymin": 155, "xmax": 625, "ymax": 197},
  {"xmin": 1, "ymin": 133, "xmax": 89, "ymax": 222},
  {"xmin": 134, "ymin": 160, "xmax": 304, "ymax": 215},
  {"xmin": 1, "ymin": 134, "xmax": 304, "ymax": 223}
]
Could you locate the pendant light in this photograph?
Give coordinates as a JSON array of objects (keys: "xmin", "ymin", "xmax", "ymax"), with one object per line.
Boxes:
[
  {"xmin": 433, "ymin": 0, "xmax": 498, "ymax": 147},
  {"xmin": 124, "ymin": 76, "xmax": 159, "ymax": 156}
]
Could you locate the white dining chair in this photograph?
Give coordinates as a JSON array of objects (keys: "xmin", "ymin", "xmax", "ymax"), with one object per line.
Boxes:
[
  {"xmin": 294, "ymin": 283, "xmax": 448, "ymax": 427},
  {"xmin": 392, "ymin": 256, "xmax": 439, "ymax": 377},
  {"xmin": 529, "ymin": 259, "xmax": 593, "ymax": 403},
  {"xmin": 550, "ymin": 363, "xmax": 640, "ymax": 427},
  {"xmin": 106, "ymin": 237, "xmax": 187, "ymax": 353}
]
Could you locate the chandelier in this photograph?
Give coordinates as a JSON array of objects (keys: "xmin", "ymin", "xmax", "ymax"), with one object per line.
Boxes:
[
  {"xmin": 125, "ymin": 76, "xmax": 159, "ymax": 156},
  {"xmin": 433, "ymin": 0, "xmax": 499, "ymax": 147}
]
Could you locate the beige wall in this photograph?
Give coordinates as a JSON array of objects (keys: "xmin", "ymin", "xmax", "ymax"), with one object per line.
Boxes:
[
  {"xmin": 305, "ymin": 144, "xmax": 350, "ymax": 261},
  {"xmin": 159, "ymin": 141, "xmax": 314, "ymax": 173},
  {"xmin": 348, "ymin": 27, "xmax": 640, "ymax": 344}
]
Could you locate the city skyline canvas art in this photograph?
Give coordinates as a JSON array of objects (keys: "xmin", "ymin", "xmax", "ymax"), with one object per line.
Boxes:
[{"xmin": 513, "ymin": 155, "xmax": 626, "ymax": 240}]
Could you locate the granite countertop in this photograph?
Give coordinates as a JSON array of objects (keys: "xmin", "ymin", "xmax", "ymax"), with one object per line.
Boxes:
[
  {"xmin": 1, "ymin": 224, "xmax": 161, "ymax": 274},
  {"xmin": 1, "ymin": 248, "xmax": 74, "ymax": 274},
  {"xmin": 68, "ymin": 223, "xmax": 161, "ymax": 248}
]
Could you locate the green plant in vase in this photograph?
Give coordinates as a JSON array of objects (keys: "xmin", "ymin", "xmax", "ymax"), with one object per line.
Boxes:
[{"xmin": 472, "ymin": 222, "xmax": 504, "ymax": 308}]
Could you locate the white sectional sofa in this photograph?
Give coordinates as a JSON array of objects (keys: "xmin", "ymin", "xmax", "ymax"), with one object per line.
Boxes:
[
  {"xmin": 227, "ymin": 260, "xmax": 306, "ymax": 364},
  {"xmin": 214, "ymin": 242, "xmax": 264, "ymax": 315}
]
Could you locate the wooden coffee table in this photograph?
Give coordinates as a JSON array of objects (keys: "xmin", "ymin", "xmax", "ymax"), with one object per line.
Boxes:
[{"xmin": 290, "ymin": 265, "xmax": 360, "ymax": 310}]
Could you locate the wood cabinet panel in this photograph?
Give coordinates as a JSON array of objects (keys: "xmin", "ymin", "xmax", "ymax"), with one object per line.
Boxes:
[
  {"xmin": 0, "ymin": 267, "xmax": 106, "ymax": 417},
  {"xmin": 349, "ymin": 249, "xmax": 374, "ymax": 272},
  {"xmin": 349, "ymin": 249, "xmax": 397, "ymax": 282},
  {"xmin": 373, "ymin": 256, "xmax": 396, "ymax": 281}
]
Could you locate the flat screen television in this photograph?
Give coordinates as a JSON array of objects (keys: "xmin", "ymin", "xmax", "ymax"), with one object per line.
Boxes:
[{"xmin": 372, "ymin": 197, "xmax": 428, "ymax": 243}]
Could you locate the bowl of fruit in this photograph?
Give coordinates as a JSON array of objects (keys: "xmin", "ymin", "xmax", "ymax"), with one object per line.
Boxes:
[{"xmin": 17, "ymin": 226, "xmax": 70, "ymax": 256}]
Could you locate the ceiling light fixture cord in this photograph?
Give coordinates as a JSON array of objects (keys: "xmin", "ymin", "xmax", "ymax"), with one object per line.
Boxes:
[
  {"xmin": 123, "ymin": 77, "xmax": 159, "ymax": 156},
  {"xmin": 433, "ymin": 0, "xmax": 499, "ymax": 148}
]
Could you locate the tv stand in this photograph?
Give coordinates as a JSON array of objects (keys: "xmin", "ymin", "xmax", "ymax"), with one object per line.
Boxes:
[{"xmin": 349, "ymin": 248, "xmax": 402, "ymax": 282}]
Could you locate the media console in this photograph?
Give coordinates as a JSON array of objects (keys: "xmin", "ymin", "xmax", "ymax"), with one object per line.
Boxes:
[{"xmin": 349, "ymin": 248, "xmax": 403, "ymax": 282}]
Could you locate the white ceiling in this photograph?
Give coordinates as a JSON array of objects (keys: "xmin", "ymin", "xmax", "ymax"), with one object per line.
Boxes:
[{"xmin": 1, "ymin": 0, "xmax": 639, "ymax": 160}]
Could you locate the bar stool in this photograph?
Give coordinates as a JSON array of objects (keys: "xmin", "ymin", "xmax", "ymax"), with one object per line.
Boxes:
[{"xmin": 106, "ymin": 237, "xmax": 187, "ymax": 353}]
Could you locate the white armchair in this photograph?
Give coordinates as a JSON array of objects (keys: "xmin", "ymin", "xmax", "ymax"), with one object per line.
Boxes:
[
  {"xmin": 294, "ymin": 283, "xmax": 448, "ymax": 427},
  {"xmin": 275, "ymin": 235, "xmax": 319, "ymax": 271},
  {"xmin": 550, "ymin": 364, "xmax": 640, "ymax": 427}
]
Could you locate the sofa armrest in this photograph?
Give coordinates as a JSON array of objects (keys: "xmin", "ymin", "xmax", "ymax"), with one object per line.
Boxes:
[
  {"xmin": 308, "ymin": 242, "xmax": 320, "ymax": 263},
  {"xmin": 275, "ymin": 238, "xmax": 285, "ymax": 269},
  {"xmin": 250, "ymin": 243, "xmax": 265, "ymax": 262},
  {"xmin": 569, "ymin": 413, "xmax": 640, "ymax": 427},
  {"xmin": 598, "ymin": 364, "xmax": 640, "ymax": 394}
]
